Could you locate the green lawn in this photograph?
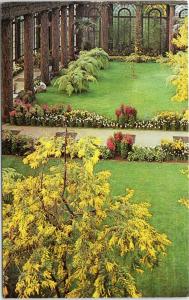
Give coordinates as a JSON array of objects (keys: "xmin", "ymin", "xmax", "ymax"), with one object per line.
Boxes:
[
  {"xmin": 37, "ymin": 62, "xmax": 187, "ymax": 119},
  {"xmin": 2, "ymin": 156, "xmax": 188, "ymax": 297}
]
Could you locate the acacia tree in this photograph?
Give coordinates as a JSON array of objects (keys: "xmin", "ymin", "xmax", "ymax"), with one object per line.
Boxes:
[
  {"xmin": 168, "ymin": 17, "xmax": 188, "ymax": 102},
  {"xmin": 3, "ymin": 135, "xmax": 171, "ymax": 298}
]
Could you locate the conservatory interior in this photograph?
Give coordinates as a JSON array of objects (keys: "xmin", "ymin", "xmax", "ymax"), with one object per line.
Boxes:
[{"xmin": 1, "ymin": 0, "xmax": 189, "ymax": 298}]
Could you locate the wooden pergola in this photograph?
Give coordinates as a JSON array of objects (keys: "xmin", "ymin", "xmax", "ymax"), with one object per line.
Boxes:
[{"xmin": 1, "ymin": 0, "xmax": 188, "ymax": 118}]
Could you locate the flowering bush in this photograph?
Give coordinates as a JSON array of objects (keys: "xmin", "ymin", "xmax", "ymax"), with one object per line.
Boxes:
[
  {"xmin": 115, "ymin": 104, "xmax": 137, "ymax": 125},
  {"xmin": 154, "ymin": 111, "xmax": 181, "ymax": 130},
  {"xmin": 106, "ymin": 132, "xmax": 134, "ymax": 158},
  {"xmin": 161, "ymin": 139, "xmax": 188, "ymax": 161}
]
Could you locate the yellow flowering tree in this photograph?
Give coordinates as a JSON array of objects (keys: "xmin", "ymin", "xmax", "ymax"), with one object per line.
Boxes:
[
  {"xmin": 3, "ymin": 136, "xmax": 171, "ymax": 298},
  {"xmin": 167, "ymin": 17, "xmax": 188, "ymax": 101}
]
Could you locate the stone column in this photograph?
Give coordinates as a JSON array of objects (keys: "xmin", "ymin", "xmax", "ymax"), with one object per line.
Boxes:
[
  {"xmin": 24, "ymin": 14, "xmax": 34, "ymax": 92},
  {"xmin": 135, "ymin": 4, "xmax": 143, "ymax": 53},
  {"xmin": 15, "ymin": 18, "xmax": 20, "ymax": 63},
  {"xmin": 1, "ymin": 18, "xmax": 13, "ymax": 118},
  {"xmin": 61, "ymin": 5, "xmax": 68, "ymax": 67},
  {"xmin": 101, "ymin": 4, "xmax": 109, "ymax": 52},
  {"xmin": 52, "ymin": 7, "xmax": 60, "ymax": 74},
  {"xmin": 76, "ymin": 4, "xmax": 84, "ymax": 52},
  {"xmin": 40, "ymin": 11, "xmax": 50, "ymax": 85},
  {"xmin": 68, "ymin": 3, "xmax": 75, "ymax": 60},
  {"xmin": 168, "ymin": 5, "xmax": 175, "ymax": 52}
]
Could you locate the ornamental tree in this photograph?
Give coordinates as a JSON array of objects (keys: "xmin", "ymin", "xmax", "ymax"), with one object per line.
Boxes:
[
  {"xmin": 3, "ymin": 135, "xmax": 171, "ymax": 298},
  {"xmin": 168, "ymin": 17, "xmax": 188, "ymax": 102}
]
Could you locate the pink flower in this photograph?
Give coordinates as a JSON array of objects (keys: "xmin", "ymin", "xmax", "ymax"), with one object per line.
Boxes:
[{"xmin": 9, "ymin": 110, "xmax": 16, "ymax": 117}]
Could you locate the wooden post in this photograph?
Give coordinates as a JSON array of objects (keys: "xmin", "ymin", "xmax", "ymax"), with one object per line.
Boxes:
[
  {"xmin": 15, "ymin": 17, "xmax": 20, "ymax": 63},
  {"xmin": 101, "ymin": 4, "xmax": 109, "ymax": 51},
  {"xmin": 168, "ymin": 5, "xmax": 175, "ymax": 52},
  {"xmin": 61, "ymin": 5, "xmax": 68, "ymax": 67},
  {"xmin": 1, "ymin": 18, "xmax": 13, "ymax": 119},
  {"xmin": 135, "ymin": 4, "xmax": 143, "ymax": 53},
  {"xmin": 68, "ymin": 3, "xmax": 75, "ymax": 60},
  {"xmin": 40, "ymin": 11, "xmax": 50, "ymax": 85},
  {"xmin": 52, "ymin": 7, "xmax": 60, "ymax": 74},
  {"xmin": 24, "ymin": 14, "xmax": 34, "ymax": 92}
]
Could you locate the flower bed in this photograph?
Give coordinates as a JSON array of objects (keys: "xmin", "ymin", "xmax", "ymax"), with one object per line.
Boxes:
[
  {"xmin": 102, "ymin": 134, "xmax": 188, "ymax": 162},
  {"xmin": 7, "ymin": 100, "xmax": 188, "ymax": 131},
  {"xmin": 2, "ymin": 129, "xmax": 188, "ymax": 162}
]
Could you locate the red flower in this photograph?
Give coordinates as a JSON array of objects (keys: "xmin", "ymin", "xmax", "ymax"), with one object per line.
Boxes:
[
  {"xmin": 9, "ymin": 110, "xmax": 16, "ymax": 117},
  {"xmin": 107, "ymin": 137, "xmax": 116, "ymax": 151},
  {"xmin": 115, "ymin": 108, "xmax": 122, "ymax": 118},
  {"xmin": 114, "ymin": 131, "xmax": 123, "ymax": 142}
]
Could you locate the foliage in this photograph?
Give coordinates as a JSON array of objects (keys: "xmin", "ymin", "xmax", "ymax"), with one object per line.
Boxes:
[
  {"xmin": 79, "ymin": 48, "xmax": 109, "ymax": 69},
  {"xmin": 2, "ymin": 130, "xmax": 34, "ymax": 156},
  {"xmin": 167, "ymin": 17, "xmax": 188, "ymax": 102},
  {"xmin": 3, "ymin": 136, "xmax": 171, "ymax": 298},
  {"xmin": 13, "ymin": 64, "xmax": 24, "ymax": 76},
  {"xmin": 54, "ymin": 48, "xmax": 109, "ymax": 95},
  {"xmin": 16, "ymin": 90, "xmax": 35, "ymax": 104}
]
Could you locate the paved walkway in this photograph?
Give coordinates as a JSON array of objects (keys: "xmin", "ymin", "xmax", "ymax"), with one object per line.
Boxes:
[
  {"xmin": 13, "ymin": 68, "xmax": 41, "ymax": 94},
  {"xmin": 3, "ymin": 124, "xmax": 189, "ymax": 147}
]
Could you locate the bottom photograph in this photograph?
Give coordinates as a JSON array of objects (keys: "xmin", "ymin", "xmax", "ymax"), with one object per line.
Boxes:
[{"xmin": 1, "ymin": 0, "xmax": 188, "ymax": 298}]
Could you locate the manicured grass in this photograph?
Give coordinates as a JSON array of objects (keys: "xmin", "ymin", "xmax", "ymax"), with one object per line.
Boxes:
[
  {"xmin": 2, "ymin": 155, "xmax": 188, "ymax": 297},
  {"xmin": 37, "ymin": 62, "xmax": 187, "ymax": 119}
]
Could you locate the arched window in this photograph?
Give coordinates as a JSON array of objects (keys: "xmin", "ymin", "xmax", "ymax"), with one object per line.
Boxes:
[
  {"xmin": 86, "ymin": 7, "xmax": 101, "ymax": 49},
  {"xmin": 143, "ymin": 5, "xmax": 167, "ymax": 54},
  {"xmin": 113, "ymin": 4, "xmax": 135, "ymax": 54},
  {"xmin": 179, "ymin": 9, "xmax": 188, "ymax": 18}
]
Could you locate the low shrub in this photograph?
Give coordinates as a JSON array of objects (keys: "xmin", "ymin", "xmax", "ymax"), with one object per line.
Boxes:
[
  {"xmin": 2, "ymin": 130, "xmax": 34, "ymax": 156},
  {"xmin": 127, "ymin": 146, "xmax": 166, "ymax": 162},
  {"xmin": 54, "ymin": 48, "xmax": 109, "ymax": 95}
]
